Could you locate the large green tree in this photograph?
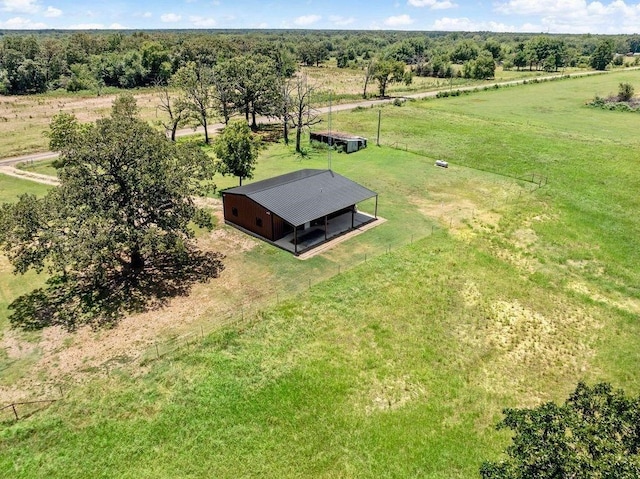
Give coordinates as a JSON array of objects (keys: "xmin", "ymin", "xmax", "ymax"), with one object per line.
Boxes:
[
  {"xmin": 0, "ymin": 95, "xmax": 223, "ymax": 329},
  {"xmin": 372, "ymin": 59, "xmax": 407, "ymax": 97},
  {"xmin": 481, "ymin": 382, "xmax": 640, "ymax": 479},
  {"xmin": 590, "ymin": 39, "xmax": 615, "ymax": 70},
  {"xmin": 212, "ymin": 121, "xmax": 260, "ymax": 186},
  {"xmin": 172, "ymin": 61, "xmax": 215, "ymax": 143},
  {"xmin": 221, "ymin": 54, "xmax": 280, "ymax": 130},
  {"xmin": 463, "ymin": 50, "xmax": 496, "ymax": 80}
]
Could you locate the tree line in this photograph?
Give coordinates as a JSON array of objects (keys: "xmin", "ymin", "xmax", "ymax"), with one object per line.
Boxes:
[{"xmin": 0, "ymin": 30, "xmax": 636, "ymax": 95}]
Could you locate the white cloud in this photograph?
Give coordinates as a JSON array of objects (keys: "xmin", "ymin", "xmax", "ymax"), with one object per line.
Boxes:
[
  {"xmin": 189, "ymin": 15, "xmax": 217, "ymax": 27},
  {"xmin": 494, "ymin": 0, "xmax": 640, "ymax": 34},
  {"xmin": 329, "ymin": 15, "xmax": 355, "ymax": 26},
  {"xmin": 109, "ymin": 23, "xmax": 126, "ymax": 29},
  {"xmin": 0, "ymin": 16, "xmax": 46, "ymax": 28},
  {"xmin": 408, "ymin": 0, "xmax": 457, "ymax": 8},
  {"xmin": 432, "ymin": 16, "xmax": 516, "ymax": 31},
  {"xmin": 1, "ymin": 0, "xmax": 40, "ymax": 14},
  {"xmin": 44, "ymin": 5, "xmax": 61, "ymax": 17},
  {"xmin": 494, "ymin": 0, "xmax": 586, "ymax": 15},
  {"xmin": 294, "ymin": 14, "xmax": 321, "ymax": 26},
  {"xmin": 384, "ymin": 14, "xmax": 414, "ymax": 26},
  {"xmin": 142, "ymin": 11, "xmax": 152, "ymax": 18},
  {"xmin": 432, "ymin": 1, "xmax": 457, "ymax": 9},
  {"xmin": 160, "ymin": 13, "xmax": 182, "ymax": 22}
]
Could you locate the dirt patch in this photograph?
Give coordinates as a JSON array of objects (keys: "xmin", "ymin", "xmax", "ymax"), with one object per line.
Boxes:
[
  {"xmin": 457, "ymin": 283, "xmax": 599, "ymax": 403},
  {"xmin": 568, "ymin": 281, "xmax": 640, "ymax": 316},
  {"xmin": 461, "ymin": 281, "xmax": 482, "ymax": 308},
  {"xmin": 512, "ymin": 228, "xmax": 538, "ymax": 249},
  {"xmin": 0, "ymin": 165, "xmax": 59, "ymax": 186},
  {"xmin": 410, "ymin": 192, "xmax": 505, "ymax": 249},
  {"xmin": 354, "ymin": 373, "xmax": 427, "ymax": 415},
  {"xmin": 488, "ymin": 244, "xmax": 539, "ymax": 274},
  {"xmin": 0, "ymin": 218, "xmax": 259, "ymax": 404},
  {"xmin": 1, "ymin": 329, "xmax": 39, "ymax": 360}
]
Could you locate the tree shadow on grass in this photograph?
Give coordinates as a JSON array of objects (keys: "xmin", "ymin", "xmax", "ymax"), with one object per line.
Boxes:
[{"xmin": 9, "ymin": 249, "xmax": 225, "ymax": 331}]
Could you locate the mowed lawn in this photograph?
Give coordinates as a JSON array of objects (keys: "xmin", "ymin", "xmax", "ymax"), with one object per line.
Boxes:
[{"xmin": 1, "ymin": 70, "xmax": 640, "ymax": 478}]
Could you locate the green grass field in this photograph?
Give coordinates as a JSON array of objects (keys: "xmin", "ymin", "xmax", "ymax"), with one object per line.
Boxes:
[
  {"xmin": 15, "ymin": 160, "xmax": 58, "ymax": 177},
  {"xmin": 1, "ymin": 70, "xmax": 640, "ymax": 478},
  {"xmin": 0, "ymin": 63, "xmax": 580, "ymax": 159},
  {"xmin": 0, "ymin": 178, "xmax": 51, "ymax": 380}
]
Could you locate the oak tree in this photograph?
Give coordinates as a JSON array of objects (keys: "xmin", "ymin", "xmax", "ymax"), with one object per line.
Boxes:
[
  {"xmin": 212, "ymin": 120, "xmax": 260, "ymax": 186},
  {"xmin": 0, "ymin": 95, "xmax": 223, "ymax": 329},
  {"xmin": 481, "ymin": 382, "xmax": 640, "ymax": 479},
  {"xmin": 172, "ymin": 62, "xmax": 215, "ymax": 143},
  {"xmin": 372, "ymin": 59, "xmax": 406, "ymax": 97}
]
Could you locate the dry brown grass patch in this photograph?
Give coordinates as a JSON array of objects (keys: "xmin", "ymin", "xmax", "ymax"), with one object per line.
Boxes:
[{"xmin": 457, "ymin": 281, "xmax": 600, "ymax": 405}]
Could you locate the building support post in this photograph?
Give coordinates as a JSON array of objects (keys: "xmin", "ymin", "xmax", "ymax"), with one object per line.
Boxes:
[
  {"xmin": 325, "ymin": 216, "xmax": 328, "ymax": 240},
  {"xmin": 294, "ymin": 227, "xmax": 298, "ymax": 254},
  {"xmin": 351, "ymin": 206, "xmax": 355, "ymax": 229}
]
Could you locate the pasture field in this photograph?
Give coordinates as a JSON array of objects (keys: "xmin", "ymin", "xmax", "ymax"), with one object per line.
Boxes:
[
  {"xmin": 0, "ymin": 63, "xmax": 576, "ymax": 159},
  {"xmin": 0, "ymin": 89, "xmax": 163, "ymax": 158},
  {"xmin": 304, "ymin": 62, "xmax": 583, "ymax": 103},
  {"xmin": 0, "ymin": 178, "xmax": 51, "ymax": 382},
  {"xmin": 0, "ymin": 175, "xmax": 51, "ymax": 203},
  {"xmin": 14, "ymin": 161, "xmax": 58, "ymax": 177},
  {"xmin": 1, "ymin": 70, "xmax": 640, "ymax": 478}
]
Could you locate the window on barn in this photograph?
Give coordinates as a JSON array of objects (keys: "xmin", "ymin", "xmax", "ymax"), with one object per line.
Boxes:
[
  {"xmin": 256, "ymin": 217, "xmax": 263, "ymax": 227},
  {"xmin": 232, "ymin": 207, "xmax": 238, "ymax": 217}
]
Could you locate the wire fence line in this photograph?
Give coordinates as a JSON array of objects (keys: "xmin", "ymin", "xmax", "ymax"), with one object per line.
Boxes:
[
  {"xmin": 1, "ymin": 176, "xmax": 541, "ymax": 422},
  {"xmin": 0, "ymin": 226, "xmax": 444, "ymax": 423},
  {"xmin": 0, "ymin": 398, "xmax": 59, "ymax": 423},
  {"xmin": 139, "ymin": 172, "xmax": 538, "ymax": 363},
  {"xmin": 386, "ymin": 143, "xmax": 549, "ymax": 191},
  {"xmin": 139, "ymin": 226, "xmax": 446, "ymax": 363}
]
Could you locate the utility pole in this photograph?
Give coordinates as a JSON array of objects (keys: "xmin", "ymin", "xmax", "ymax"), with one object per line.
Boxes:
[{"xmin": 328, "ymin": 92, "xmax": 332, "ymax": 170}]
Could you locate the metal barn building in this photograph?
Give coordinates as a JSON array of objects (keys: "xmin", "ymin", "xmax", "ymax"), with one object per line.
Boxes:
[
  {"xmin": 310, "ymin": 132, "xmax": 367, "ymax": 153},
  {"xmin": 222, "ymin": 169, "xmax": 378, "ymax": 255}
]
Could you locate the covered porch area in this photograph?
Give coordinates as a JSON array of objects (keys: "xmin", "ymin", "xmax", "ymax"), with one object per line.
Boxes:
[{"xmin": 274, "ymin": 210, "xmax": 378, "ymax": 255}]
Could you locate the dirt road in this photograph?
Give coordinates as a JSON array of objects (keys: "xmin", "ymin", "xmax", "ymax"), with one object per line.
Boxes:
[{"xmin": 0, "ymin": 70, "xmax": 609, "ymax": 176}]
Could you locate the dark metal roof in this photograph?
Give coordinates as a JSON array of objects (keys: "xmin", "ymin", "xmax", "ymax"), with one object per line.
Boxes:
[
  {"xmin": 224, "ymin": 169, "xmax": 377, "ymax": 226},
  {"xmin": 311, "ymin": 131, "xmax": 367, "ymax": 141}
]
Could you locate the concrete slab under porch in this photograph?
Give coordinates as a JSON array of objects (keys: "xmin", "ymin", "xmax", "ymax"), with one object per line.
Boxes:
[{"xmin": 273, "ymin": 210, "xmax": 380, "ymax": 256}]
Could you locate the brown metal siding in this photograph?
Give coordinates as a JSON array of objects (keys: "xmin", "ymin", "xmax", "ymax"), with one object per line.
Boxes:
[
  {"xmin": 272, "ymin": 214, "xmax": 289, "ymax": 241},
  {"xmin": 223, "ymin": 193, "xmax": 274, "ymax": 240}
]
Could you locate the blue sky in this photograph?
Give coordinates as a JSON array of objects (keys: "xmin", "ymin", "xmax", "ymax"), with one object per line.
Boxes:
[{"xmin": 1, "ymin": 0, "xmax": 639, "ymax": 34}]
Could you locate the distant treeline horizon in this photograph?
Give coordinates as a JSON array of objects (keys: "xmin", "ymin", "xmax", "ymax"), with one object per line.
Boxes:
[{"xmin": 0, "ymin": 29, "xmax": 636, "ymax": 95}]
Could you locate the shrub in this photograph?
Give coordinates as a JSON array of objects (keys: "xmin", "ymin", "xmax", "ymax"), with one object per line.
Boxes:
[
  {"xmin": 589, "ymin": 96, "xmax": 606, "ymax": 108},
  {"xmin": 618, "ymin": 82, "xmax": 634, "ymax": 101}
]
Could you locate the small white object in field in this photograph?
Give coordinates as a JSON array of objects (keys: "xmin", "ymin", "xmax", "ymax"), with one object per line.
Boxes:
[{"xmin": 435, "ymin": 160, "xmax": 449, "ymax": 168}]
